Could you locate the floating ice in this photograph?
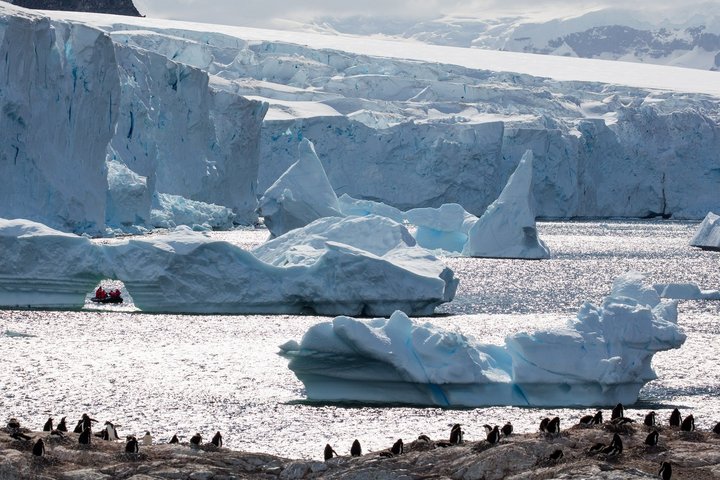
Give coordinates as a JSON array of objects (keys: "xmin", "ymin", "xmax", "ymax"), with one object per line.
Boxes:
[
  {"xmin": 690, "ymin": 212, "xmax": 720, "ymax": 251},
  {"xmin": 653, "ymin": 282, "xmax": 720, "ymax": 300},
  {"xmin": 463, "ymin": 150, "xmax": 551, "ymax": 259},
  {"xmin": 280, "ymin": 271, "xmax": 685, "ymax": 407},
  {"xmin": 259, "ymin": 138, "xmax": 343, "ymax": 237}
]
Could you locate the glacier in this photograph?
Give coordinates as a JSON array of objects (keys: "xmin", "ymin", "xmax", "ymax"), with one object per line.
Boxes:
[
  {"xmin": 0, "ymin": 216, "xmax": 456, "ymax": 316},
  {"xmin": 280, "ymin": 272, "xmax": 686, "ymax": 407},
  {"xmin": 1, "ymin": 3, "xmax": 719, "ymax": 235},
  {"xmin": 690, "ymin": 212, "xmax": 720, "ymax": 251}
]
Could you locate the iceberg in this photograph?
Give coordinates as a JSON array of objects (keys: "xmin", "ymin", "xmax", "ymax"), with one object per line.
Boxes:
[
  {"xmin": 280, "ymin": 271, "xmax": 685, "ymax": 407},
  {"xmin": 150, "ymin": 193, "xmax": 237, "ymax": 231},
  {"xmin": 463, "ymin": 150, "xmax": 551, "ymax": 259},
  {"xmin": 258, "ymin": 138, "xmax": 343, "ymax": 237},
  {"xmin": 0, "ymin": 218, "xmax": 107, "ymax": 309},
  {"xmin": 690, "ymin": 212, "xmax": 720, "ymax": 251},
  {"xmin": 653, "ymin": 282, "xmax": 720, "ymax": 301},
  {"xmin": 404, "ymin": 204, "xmax": 478, "ymax": 253}
]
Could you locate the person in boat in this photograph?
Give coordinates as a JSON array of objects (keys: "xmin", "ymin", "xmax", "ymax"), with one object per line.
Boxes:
[
  {"xmin": 95, "ymin": 286, "xmax": 107, "ymax": 300},
  {"xmin": 109, "ymin": 289, "xmax": 121, "ymax": 299}
]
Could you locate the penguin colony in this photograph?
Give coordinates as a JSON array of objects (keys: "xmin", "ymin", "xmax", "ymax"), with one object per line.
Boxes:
[{"xmin": 4, "ymin": 404, "xmax": 720, "ymax": 478}]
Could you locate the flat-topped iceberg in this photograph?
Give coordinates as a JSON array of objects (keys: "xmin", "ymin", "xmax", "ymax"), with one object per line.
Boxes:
[
  {"xmin": 653, "ymin": 282, "xmax": 720, "ymax": 301},
  {"xmin": 280, "ymin": 271, "xmax": 685, "ymax": 407},
  {"xmin": 690, "ymin": 212, "xmax": 720, "ymax": 251},
  {"xmin": 0, "ymin": 218, "xmax": 107, "ymax": 308},
  {"xmin": 0, "ymin": 216, "xmax": 456, "ymax": 315}
]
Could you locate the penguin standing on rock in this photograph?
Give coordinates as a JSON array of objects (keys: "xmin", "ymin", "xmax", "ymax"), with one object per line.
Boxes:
[
  {"xmin": 539, "ymin": 417, "xmax": 550, "ymax": 432},
  {"xmin": 602, "ymin": 433, "xmax": 623, "ymax": 458},
  {"xmin": 611, "ymin": 403, "xmax": 624, "ymax": 421},
  {"xmin": 211, "ymin": 431, "xmax": 223, "ymax": 447},
  {"xmin": 57, "ymin": 417, "xmax": 68, "ymax": 432},
  {"xmin": 669, "ymin": 409, "xmax": 682, "ymax": 427},
  {"xmin": 43, "ymin": 418, "xmax": 53, "ymax": 432},
  {"xmin": 142, "ymin": 431, "xmax": 153, "ymax": 446},
  {"xmin": 104, "ymin": 421, "xmax": 120, "ymax": 441},
  {"xmin": 487, "ymin": 426, "xmax": 501, "ymax": 445},
  {"xmin": 645, "ymin": 430, "xmax": 659, "ymax": 447},
  {"xmin": 32, "ymin": 438, "xmax": 45, "ymax": 457},
  {"xmin": 644, "ymin": 411, "xmax": 657, "ymax": 427},
  {"xmin": 169, "ymin": 434, "xmax": 179, "ymax": 444},
  {"xmin": 7, "ymin": 418, "xmax": 20, "ymax": 431},
  {"xmin": 501, "ymin": 422, "xmax": 513, "ymax": 436},
  {"xmin": 324, "ymin": 444, "xmax": 338, "ymax": 461},
  {"xmin": 680, "ymin": 414, "xmax": 695, "ymax": 432},
  {"xmin": 125, "ymin": 435, "xmax": 139, "ymax": 453},
  {"xmin": 73, "ymin": 420, "xmax": 83, "ymax": 434},
  {"xmin": 81, "ymin": 414, "xmax": 97, "ymax": 431},
  {"xmin": 547, "ymin": 417, "xmax": 561, "ymax": 435},
  {"xmin": 190, "ymin": 433, "xmax": 202, "ymax": 446},
  {"xmin": 450, "ymin": 424, "xmax": 463, "ymax": 444},
  {"xmin": 350, "ymin": 439, "xmax": 362, "ymax": 456},
  {"xmin": 391, "ymin": 439, "xmax": 404, "ymax": 455},
  {"xmin": 659, "ymin": 461, "xmax": 672, "ymax": 480}
]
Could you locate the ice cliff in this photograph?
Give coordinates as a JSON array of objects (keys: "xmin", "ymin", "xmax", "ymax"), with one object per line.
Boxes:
[
  {"xmin": 281, "ymin": 271, "xmax": 686, "ymax": 407},
  {"xmin": 0, "ymin": 216, "xmax": 456, "ymax": 316}
]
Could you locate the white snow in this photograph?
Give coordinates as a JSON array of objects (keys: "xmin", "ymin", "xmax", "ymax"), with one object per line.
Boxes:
[
  {"xmin": 258, "ymin": 138, "xmax": 343, "ymax": 237},
  {"xmin": 463, "ymin": 150, "xmax": 551, "ymax": 259},
  {"xmin": 280, "ymin": 271, "xmax": 686, "ymax": 407},
  {"xmin": 690, "ymin": 212, "xmax": 720, "ymax": 250}
]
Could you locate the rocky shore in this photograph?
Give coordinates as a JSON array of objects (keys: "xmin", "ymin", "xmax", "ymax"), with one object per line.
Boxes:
[{"xmin": 3, "ymin": 422, "xmax": 720, "ymax": 479}]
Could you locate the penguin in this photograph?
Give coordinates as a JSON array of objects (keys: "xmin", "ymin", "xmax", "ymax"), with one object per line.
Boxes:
[
  {"xmin": 324, "ymin": 443, "xmax": 338, "ymax": 461},
  {"xmin": 7, "ymin": 418, "xmax": 20, "ymax": 430},
  {"xmin": 659, "ymin": 461, "xmax": 672, "ymax": 480},
  {"xmin": 645, "ymin": 430, "xmax": 659, "ymax": 447},
  {"xmin": 169, "ymin": 434, "xmax": 179, "ymax": 444},
  {"xmin": 104, "ymin": 421, "xmax": 120, "ymax": 441},
  {"xmin": 669, "ymin": 408, "xmax": 682, "ymax": 427},
  {"xmin": 644, "ymin": 411, "xmax": 657, "ymax": 427},
  {"xmin": 539, "ymin": 417, "xmax": 550, "ymax": 432},
  {"xmin": 190, "ymin": 433, "xmax": 202, "ymax": 446},
  {"xmin": 142, "ymin": 431, "xmax": 153, "ymax": 446},
  {"xmin": 602, "ymin": 433, "xmax": 623, "ymax": 457},
  {"xmin": 680, "ymin": 414, "xmax": 695, "ymax": 432},
  {"xmin": 57, "ymin": 417, "xmax": 68, "ymax": 432},
  {"xmin": 50, "ymin": 429, "xmax": 65, "ymax": 438},
  {"xmin": 486, "ymin": 425, "xmax": 500, "ymax": 445},
  {"xmin": 43, "ymin": 417, "xmax": 53, "ymax": 432},
  {"xmin": 94, "ymin": 429, "xmax": 109, "ymax": 441},
  {"xmin": 501, "ymin": 422, "xmax": 513, "ymax": 436},
  {"xmin": 125, "ymin": 435, "xmax": 139, "ymax": 453},
  {"xmin": 81, "ymin": 414, "xmax": 97, "ymax": 431},
  {"xmin": 548, "ymin": 449, "xmax": 563, "ymax": 461},
  {"xmin": 713, "ymin": 422, "xmax": 720, "ymax": 435},
  {"xmin": 11, "ymin": 431, "xmax": 32, "ymax": 442},
  {"xmin": 482, "ymin": 424, "xmax": 493, "ymax": 434},
  {"xmin": 73, "ymin": 419, "xmax": 83, "ymax": 434},
  {"xmin": 417, "ymin": 434, "xmax": 431, "ymax": 443},
  {"xmin": 350, "ymin": 439, "xmax": 362, "ymax": 457},
  {"xmin": 32, "ymin": 438, "xmax": 45, "ymax": 457},
  {"xmin": 547, "ymin": 417, "xmax": 561, "ymax": 435},
  {"xmin": 211, "ymin": 431, "xmax": 222, "ymax": 448},
  {"xmin": 391, "ymin": 439, "xmax": 404, "ymax": 455},
  {"xmin": 587, "ymin": 442, "xmax": 606, "ymax": 454},
  {"xmin": 78, "ymin": 428, "xmax": 92, "ymax": 445},
  {"xmin": 579, "ymin": 413, "xmax": 595, "ymax": 426},
  {"xmin": 450, "ymin": 424, "xmax": 463, "ymax": 444},
  {"xmin": 611, "ymin": 403, "xmax": 624, "ymax": 421},
  {"xmin": 592, "ymin": 410, "xmax": 603, "ymax": 425}
]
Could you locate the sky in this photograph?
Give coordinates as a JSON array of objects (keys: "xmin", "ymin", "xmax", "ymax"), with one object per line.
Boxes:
[{"xmin": 132, "ymin": 0, "xmax": 716, "ymax": 29}]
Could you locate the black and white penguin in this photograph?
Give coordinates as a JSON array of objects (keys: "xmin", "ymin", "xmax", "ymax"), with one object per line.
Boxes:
[
  {"xmin": 547, "ymin": 417, "xmax": 561, "ymax": 435},
  {"xmin": 680, "ymin": 414, "xmax": 695, "ymax": 432},
  {"xmin": 450, "ymin": 424, "xmax": 463, "ymax": 444},
  {"xmin": 644, "ymin": 411, "xmax": 657, "ymax": 427},
  {"xmin": 190, "ymin": 433, "xmax": 202, "ymax": 446},
  {"xmin": 81, "ymin": 414, "xmax": 97, "ymax": 431},
  {"xmin": 391, "ymin": 439, "xmax": 404, "ymax": 455},
  {"xmin": 104, "ymin": 421, "xmax": 120, "ymax": 441},
  {"xmin": 669, "ymin": 408, "xmax": 682, "ymax": 427},
  {"xmin": 73, "ymin": 419, "xmax": 83, "ymax": 434},
  {"xmin": 78, "ymin": 428, "xmax": 92, "ymax": 445},
  {"xmin": 501, "ymin": 422, "xmax": 513, "ymax": 436},
  {"xmin": 7, "ymin": 418, "xmax": 20, "ymax": 430},
  {"xmin": 32, "ymin": 438, "xmax": 45, "ymax": 457},
  {"xmin": 645, "ymin": 430, "xmax": 659, "ymax": 447},
  {"xmin": 549, "ymin": 449, "xmax": 563, "ymax": 461},
  {"xmin": 611, "ymin": 403, "xmax": 624, "ymax": 421},
  {"xmin": 125, "ymin": 435, "xmax": 139, "ymax": 453},
  {"xmin": 602, "ymin": 433, "xmax": 623, "ymax": 457},
  {"xmin": 539, "ymin": 417, "xmax": 550, "ymax": 432},
  {"xmin": 57, "ymin": 417, "xmax": 68, "ymax": 432},
  {"xmin": 659, "ymin": 461, "xmax": 672, "ymax": 480},
  {"xmin": 417, "ymin": 434, "xmax": 431, "ymax": 443},
  {"xmin": 713, "ymin": 422, "xmax": 720, "ymax": 435},
  {"xmin": 95, "ymin": 429, "xmax": 109, "ymax": 441},
  {"xmin": 169, "ymin": 434, "xmax": 179, "ymax": 444},
  {"xmin": 324, "ymin": 443, "xmax": 338, "ymax": 461},
  {"xmin": 482, "ymin": 424, "xmax": 493, "ymax": 434},
  {"xmin": 142, "ymin": 431, "xmax": 153, "ymax": 446},
  {"xmin": 587, "ymin": 442, "xmax": 606, "ymax": 454},
  {"xmin": 579, "ymin": 413, "xmax": 595, "ymax": 426},
  {"xmin": 43, "ymin": 417, "xmax": 53, "ymax": 432},
  {"xmin": 350, "ymin": 439, "xmax": 362, "ymax": 456},
  {"xmin": 592, "ymin": 410, "xmax": 604, "ymax": 425},
  {"xmin": 486, "ymin": 425, "xmax": 500, "ymax": 445},
  {"xmin": 211, "ymin": 431, "xmax": 223, "ymax": 448}
]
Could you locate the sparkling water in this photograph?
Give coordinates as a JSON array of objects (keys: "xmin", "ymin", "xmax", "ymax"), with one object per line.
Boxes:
[{"xmin": 1, "ymin": 220, "xmax": 718, "ymax": 460}]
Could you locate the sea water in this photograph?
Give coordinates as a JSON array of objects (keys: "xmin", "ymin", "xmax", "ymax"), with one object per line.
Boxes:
[{"xmin": 0, "ymin": 220, "xmax": 718, "ymax": 460}]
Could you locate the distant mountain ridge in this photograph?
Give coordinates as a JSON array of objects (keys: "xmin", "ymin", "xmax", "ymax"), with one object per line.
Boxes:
[{"xmin": 10, "ymin": 0, "xmax": 141, "ymax": 16}]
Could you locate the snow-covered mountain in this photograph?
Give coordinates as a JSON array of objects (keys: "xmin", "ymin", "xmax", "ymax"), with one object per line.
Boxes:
[
  {"xmin": 0, "ymin": 2, "xmax": 719, "ymax": 235},
  {"xmin": 9, "ymin": 0, "xmax": 140, "ymax": 16},
  {"xmin": 309, "ymin": 5, "xmax": 720, "ymax": 71}
]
